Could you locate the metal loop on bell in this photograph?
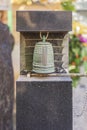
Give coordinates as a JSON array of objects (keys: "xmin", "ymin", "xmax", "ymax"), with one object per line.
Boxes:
[{"xmin": 40, "ymin": 32, "xmax": 49, "ymax": 40}]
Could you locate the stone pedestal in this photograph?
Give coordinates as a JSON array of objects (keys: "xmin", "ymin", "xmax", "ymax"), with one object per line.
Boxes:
[{"xmin": 16, "ymin": 76, "xmax": 72, "ymax": 130}]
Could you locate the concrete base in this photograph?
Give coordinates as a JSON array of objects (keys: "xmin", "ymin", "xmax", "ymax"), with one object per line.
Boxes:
[{"xmin": 16, "ymin": 75, "xmax": 72, "ymax": 130}]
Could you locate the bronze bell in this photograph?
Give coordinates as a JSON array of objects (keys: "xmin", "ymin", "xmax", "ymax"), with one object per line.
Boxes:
[{"xmin": 32, "ymin": 34, "xmax": 55, "ymax": 74}]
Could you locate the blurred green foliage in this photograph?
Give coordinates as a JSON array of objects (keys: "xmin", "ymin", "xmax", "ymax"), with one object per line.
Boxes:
[
  {"xmin": 69, "ymin": 34, "xmax": 83, "ymax": 87},
  {"xmin": 69, "ymin": 34, "xmax": 87, "ymax": 87},
  {"xmin": 61, "ymin": 0, "xmax": 76, "ymax": 11}
]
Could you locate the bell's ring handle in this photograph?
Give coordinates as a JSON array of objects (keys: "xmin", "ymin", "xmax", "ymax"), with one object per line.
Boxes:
[{"xmin": 40, "ymin": 32, "xmax": 49, "ymax": 40}]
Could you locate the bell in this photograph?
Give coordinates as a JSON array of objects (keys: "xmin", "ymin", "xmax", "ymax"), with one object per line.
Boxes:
[{"xmin": 33, "ymin": 35, "xmax": 55, "ymax": 73}]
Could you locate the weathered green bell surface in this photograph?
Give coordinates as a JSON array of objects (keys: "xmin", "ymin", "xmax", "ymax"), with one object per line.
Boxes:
[{"xmin": 33, "ymin": 35, "xmax": 55, "ymax": 73}]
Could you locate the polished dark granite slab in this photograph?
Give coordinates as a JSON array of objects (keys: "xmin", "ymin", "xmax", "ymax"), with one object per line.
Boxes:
[
  {"xmin": 16, "ymin": 76, "xmax": 72, "ymax": 130},
  {"xmin": 16, "ymin": 11, "xmax": 72, "ymax": 32}
]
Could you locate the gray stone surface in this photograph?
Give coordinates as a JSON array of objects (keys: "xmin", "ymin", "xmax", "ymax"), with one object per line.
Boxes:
[
  {"xmin": 0, "ymin": 22, "xmax": 14, "ymax": 130},
  {"xmin": 16, "ymin": 11, "xmax": 72, "ymax": 32},
  {"xmin": 16, "ymin": 76, "xmax": 72, "ymax": 130},
  {"xmin": 73, "ymin": 76, "xmax": 87, "ymax": 130}
]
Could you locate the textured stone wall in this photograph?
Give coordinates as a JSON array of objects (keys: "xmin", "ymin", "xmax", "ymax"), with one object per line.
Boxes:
[{"xmin": 0, "ymin": 22, "xmax": 14, "ymax": 130}]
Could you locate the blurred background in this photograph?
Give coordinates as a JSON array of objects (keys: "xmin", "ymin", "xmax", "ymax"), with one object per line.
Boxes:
[
  {"xmin": 1, "ymin": 0, "xmax": 87, "ymax": 130},
  {"xmin": 1, "ymin": 0, "xmax": 87, "ymax": 83}
]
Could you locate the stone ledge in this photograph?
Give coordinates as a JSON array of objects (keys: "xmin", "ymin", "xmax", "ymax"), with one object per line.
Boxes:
[{"xmin": 16, "ymin": 11, "xmax": 72, "ymax": 32}]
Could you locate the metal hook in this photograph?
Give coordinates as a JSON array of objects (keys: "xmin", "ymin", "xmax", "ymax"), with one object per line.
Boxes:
[{"xmin": 40, "ymin": 32, "xmax": 49, "ymax": 40}]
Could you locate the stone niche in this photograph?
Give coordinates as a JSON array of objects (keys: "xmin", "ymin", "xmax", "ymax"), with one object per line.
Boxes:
[
  {"xmin": 16, "ymin": 11, "xmax": 72, "ymax": 73},
  {"xmin": 16, "ymin": 11, "xmax": 72, "ymax": 130}
]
